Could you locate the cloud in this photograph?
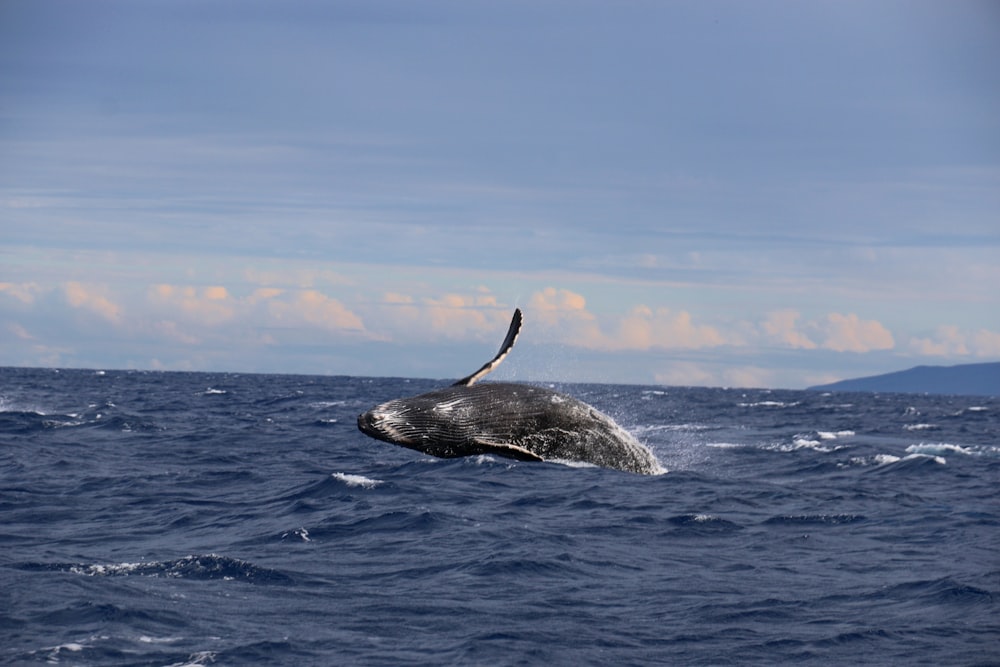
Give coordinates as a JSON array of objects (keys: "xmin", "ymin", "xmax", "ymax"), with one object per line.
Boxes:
[
  {"xmin": 528, "ymin": 287, "xmax": 590, "ymax": 315},
  {"xmin": 526, "ymin": 287, "xmax": 603, "ymax": 346},
  {"xmin": 972, "ymin": 329, "xmax": 1000, "ymax": 357},
  {"xmin": 64, "ymin": 282, "xmax": 123, "ymax": 324},
  {"xmin": 148, "ymin": 284, "xmax": 235, "ymax": 326},
  {"xmin": 0, "ymin": 282, "xmax": 41, "ymax": 304},
  {"xmin": 523, "ymin": 289, "xmax": 729, "ymax": 351},
  {"xmin": 7, "ymin": 323, "xmax": 35, "ymax": 340},
  {"xmin": 267, "ymin": 290, "xmax": 365, "ymax": 332},
  {"xmin": 909, "ymin": 325, "xmax": 1000, "ymax": 357},
  {"xmin": 761, "ymin": 309, "xmax": 817, "ymax": 349},
  {"xmin": 816, "ymin": 312, "xmax": 894, "ymax": 353},
  {"xmin": 246, "ymin": 287, "xmax": 284, "ymax": 304},
  {"xmin": 611, "ymin": 305, "xmax": 727, "ymax": 351},
  {"xmin": 366, "ymin": 289, "xmax": 511, "ymax": 342}
]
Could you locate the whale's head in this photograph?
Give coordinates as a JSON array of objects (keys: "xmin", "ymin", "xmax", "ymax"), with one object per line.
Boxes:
[
  {"xmin": 357, "ymin": 389, "xmax": 492, "ymax": 458},
  {"xmin": 357, "ymin": 399, "xmax": 423, "ymax": 447}
]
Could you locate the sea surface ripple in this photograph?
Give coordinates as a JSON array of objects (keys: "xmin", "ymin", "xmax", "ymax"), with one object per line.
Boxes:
[{"xmin": 2, "ymin": 368, "xmax": 998, "ymax": 665}]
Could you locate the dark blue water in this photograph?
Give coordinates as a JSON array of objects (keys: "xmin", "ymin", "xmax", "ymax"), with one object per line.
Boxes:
[{"xmin": 2, "ymin": 367, "xmax": 998, "ymax": 666}]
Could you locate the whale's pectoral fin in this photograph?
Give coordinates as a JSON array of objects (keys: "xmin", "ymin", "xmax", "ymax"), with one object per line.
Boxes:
[
  {"xmin": 473, "ymin": 438, "xmax": 544, "ymax": 463},
  {"xmin": 453, "ymin": 308, "xmax": 522, "ymax": 387}
]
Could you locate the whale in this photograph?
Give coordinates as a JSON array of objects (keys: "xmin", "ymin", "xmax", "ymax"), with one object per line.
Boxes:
[{"xmin": 357, "ymin": 309, "xmax": 664, "ymax": 475}]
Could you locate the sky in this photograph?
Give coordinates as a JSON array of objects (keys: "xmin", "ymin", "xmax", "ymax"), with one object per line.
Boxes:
[{"xmin": 1, "ymin": 0, "xmax": 999, "ymax": 388}]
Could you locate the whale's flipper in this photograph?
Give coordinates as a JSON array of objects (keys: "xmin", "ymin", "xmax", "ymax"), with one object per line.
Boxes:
[
  {"xmin": 453, "ymin": 308, "xmax": 522, "ymax": 387},
  {"xmin": 474, "ymin": 439, "xmax": 545, "ymax": 462}
]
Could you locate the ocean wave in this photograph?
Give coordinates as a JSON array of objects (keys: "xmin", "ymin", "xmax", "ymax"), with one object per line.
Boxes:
[
  {"xmin": 763, "ymin": 513, "xmax": 867, "ymax": 526},
  {"xmin": 903, "ymin": 423, "xmax": 937, "ymax": 431},
  {"xmin": 331, "ymin": 472, "xmax": 383, "ymax": 488},
  {"xmin": 19, "ymin": 555, "xmax": 293, "ymax": 584},
  {"xmin": 816, "ymin": 430, "xmax": 855, "ymax": 440},
  {"xmin": 737, "ymin": 401, "xmax": 801, "ymax": 408},
  {"xmin": 906, "ymin": 443, "xmax": 998, "ymax": 458}
]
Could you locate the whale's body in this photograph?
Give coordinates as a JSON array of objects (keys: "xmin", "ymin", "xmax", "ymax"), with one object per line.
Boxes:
[{"xmin": 357, "ymin": 309, "xmax": 663, "ymax": 474}]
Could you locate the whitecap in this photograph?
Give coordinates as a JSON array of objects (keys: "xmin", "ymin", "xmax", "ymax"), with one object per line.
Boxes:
[
  {"xmin": 203, "ymin": 388, "xmax": 226, "ymax": 395},
  {"xmin": 737, "ymin": 401, "xmax": 800, "ymax": 408},
  {"xmin": 903, "ymin": 423, "xmax": 937, "ymax": 431},
  {"xmin": 816, "ymin": 430, "xmax": 854, "ymax": 440},
  {"xmin": 758, "ymin": 439, "xmax": 841, "ymax": 453},
  {"xmin": 138, "ymin": 635, "xmax": 182, "ymax": 644},
  {"xmin": 331, "ymin": 472, "xmax": 383, "ymax": 489},
  {"xmin": 906, "ymin": 443, "xmax": 976, "ymax": 457},
  {"xmin": 903, "ymin": 453, "xmax": 947, "ymax": 465},
  {"xmin": 70, "ymin": 561, "xmax": 145, "ymax": 576}
]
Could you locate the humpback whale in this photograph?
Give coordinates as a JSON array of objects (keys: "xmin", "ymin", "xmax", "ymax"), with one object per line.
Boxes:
[{"xmin": 357, "ymin": 309, "xmax": 664, "ymax": 475}]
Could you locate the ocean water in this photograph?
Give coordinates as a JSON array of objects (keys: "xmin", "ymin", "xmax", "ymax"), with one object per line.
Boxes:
[{"xmin": 1, "ymin": 367, "xmax": 998, "ymax": 666}]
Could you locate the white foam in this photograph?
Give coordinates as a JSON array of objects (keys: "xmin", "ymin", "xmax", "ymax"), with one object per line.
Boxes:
[
  {"xmin": 756, "ymin": 438, "xmax": 841, "ymax": 453},
  {"xmin": 906, "ymin": 443, "xmax": 976, "ymax": 457},
  {"xmin": 737, "ymin": 401, "xmax": 800, "ymax": 408},
  {"xmin": 70, "ymin": 561, "xmax": 145, "ymax": 576},
  {"xmin": 282, "ymin": 527, "xmax": 311, "ymax": 542},
  {"xmin": 847, "ymin": 451, "xmax": 949, "ymax": 467},
  {"xmin": 331, "ymin": 472, "xmax": 383, "ymax": 489},
  {"xmin": 903, "ymin": 423, "xmax": 936, "ymax": 431},
  {"xmin": 165, "ymin": 651, "xmax": 218, "ymax": 667},
  {"xmin": 138, "ymin": 635, "xmax": 182, "ymax": 644},
  {"xmin": 817, "ymin": 430, "xmax": 855, "ymax": 440},
  {"xmin": 548, "ymin": 458, "xmax": 599, "ymax": 470},
  {"xmin": 203, "ymin": 388, "xmax": 226, "ymax": 395},
  {"xmin": 633, "ymin": 423, "xmax": 711, "ymax": 434},
  {"xmin": 905, "ymin": 453, "xmax": 947, "ymax": 465}
]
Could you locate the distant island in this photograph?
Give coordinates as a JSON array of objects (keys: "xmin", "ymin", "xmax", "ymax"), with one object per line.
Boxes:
[{"xmin": 807, "ymin": 361, "xmax": 999, "ymax": 397}]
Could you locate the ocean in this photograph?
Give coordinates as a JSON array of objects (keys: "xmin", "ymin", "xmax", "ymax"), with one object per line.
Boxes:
[{"xmin": 1, "ymin": 367, "xmax": 997, "ymax": 666}]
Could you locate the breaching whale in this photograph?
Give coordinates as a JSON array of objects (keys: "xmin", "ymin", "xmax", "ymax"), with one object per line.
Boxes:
[{"xmin": 357, "ymin": 309, "xmax": 664, "ymax": 475}]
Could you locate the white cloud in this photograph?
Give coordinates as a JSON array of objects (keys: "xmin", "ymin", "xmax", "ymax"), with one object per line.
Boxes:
[
  {"xmin": 148, "ymin": 284, "xmax": 235, "ymax": 326},
  {"xmin": 815, "ymin": 313, "xmax": 894, "ymax": 353},
  {"xmin": 64, "ymin": 282, "xmax": 123, "ymax": 324},
  {"xmin": 612, "ymin": 305, "xmax": 727, "ymax": 351},
  {"xmin": 7, "ymin": 322, "xmax": 35, "ymax": 340},
  {"xmin": 971, "ymin": 329, "xmax": 1000, "ymax": 357},
  {"xmin": 0, "ymin": 282, "xmax": 41, "ymax": 304},
  {"xmin": 266, "ymin": 290, "xmax": 365, "ymax": 333},
  {"xmin": 909, "ymin": 325, "xmax": 1000, "ymax": 358},
  {"xmin": 761, "ymin": 309, "xmax": 817, "ymax": 349}
]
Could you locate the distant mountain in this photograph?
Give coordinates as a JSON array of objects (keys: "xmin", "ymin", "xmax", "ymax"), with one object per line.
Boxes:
[{"xmin": 807, "ymin": 362, "xmax": 1000, "ymax": 397}]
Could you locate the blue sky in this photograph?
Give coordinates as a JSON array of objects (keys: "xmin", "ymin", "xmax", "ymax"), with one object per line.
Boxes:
[{"xmin": 2, "ymin": 0, "xmax": 998, "ymax": 388}]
